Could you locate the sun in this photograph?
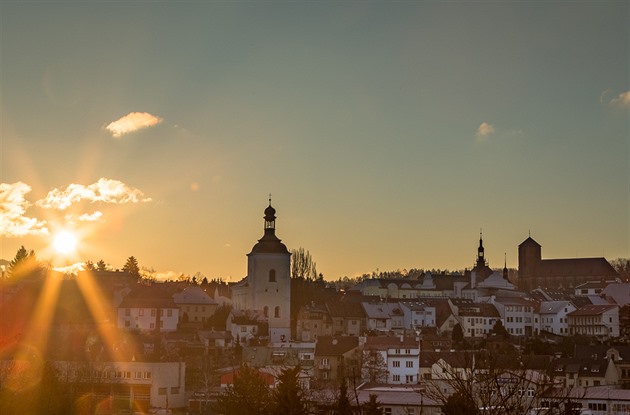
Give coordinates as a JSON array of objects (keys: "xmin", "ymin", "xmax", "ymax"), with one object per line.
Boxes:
[{"xmin": 53, "ymin": 230, "xmax": 78, "ymax": 255}]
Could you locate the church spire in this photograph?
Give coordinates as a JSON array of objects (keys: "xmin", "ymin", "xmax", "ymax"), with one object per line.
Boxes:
[
  {"xmin": 264, "ymin": 195, "xmax": 276, "ymax": 231},
  {"xmin": 476, "ymin": 229, "xmax": 485, "ymax": 268}
]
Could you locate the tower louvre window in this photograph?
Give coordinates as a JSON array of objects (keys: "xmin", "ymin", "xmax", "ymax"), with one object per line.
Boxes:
[{"xmin": 269, "ymin": 269, "xmax": 276, "ymax": 282}]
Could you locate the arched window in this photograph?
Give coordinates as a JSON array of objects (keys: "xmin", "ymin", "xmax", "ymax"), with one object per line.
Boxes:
[
  {"xmin": 274, "ymin": 306, "xmax": 280, "ymax": 318},
  {"xmin": 264, "ymin": 306, "xmax": 269, "ymax": 318},
  {"xmin": 269, "ymin": 269, "xmax": 276, "ymax": 282}
]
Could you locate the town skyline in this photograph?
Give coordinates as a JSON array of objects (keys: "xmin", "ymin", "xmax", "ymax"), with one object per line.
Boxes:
[{"xmin": 1, "ymin": 2, "xmax": 628, "ymax": 281}]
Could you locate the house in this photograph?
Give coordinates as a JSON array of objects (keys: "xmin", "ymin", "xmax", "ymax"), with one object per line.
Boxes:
[
  {"xmin": 575, "ymin": 345, "xmax": 630, "ymax": 388},
  {"xmin": 399, "ymin": 301, "xmax": 436, "ymax": 331},
  {"xmin": 449, "ymin": 299, "xmax": 500, "ymax": 338},
  {"xmin": 552, "ymin": 358, "xmax": 617, "ymax": 388},
  {"xmin": 491, "ymin": 296, "xmax": 536, "ymax": 337},
  {"xmin": 296, "ymin": 302, "xmax": 333, "ymax": 341},
  {"xmin": 536, "ymin": 301, "xmax": 576, "ymax": 336},
  {"xmin": 117, "ymin": 288, "xmax": 179, "ymax": 333},
  {"xmin": 354, "ymin": 385, "xmax": 442, "ymax": 415},
  {"xmin": 314, "ymin": 336, "xmax": 360, "ymax": 382},
  {"xmin": 326, "ymin": 299, "xmax": 366, "ymax": 337},
  {"xmin": 362, "ymin": 302, "xmax": 404, "ymax": 333},
  {"xmin": 172, "ymin": 285, "xmax": 218, "ymax": 325},
  {"xmin": 45, "ymin": 360, "xmax": 187, "ymax": 411},
  {"xmin": 363, "ymin": 335, "xmax": 421, "ymax": 384},
  {"xmin": 227, "ymin": 309, "xmax": 267, "ymax": 344},
  {"xmin": 567, "ymin": 304, "xmax": 619, "ymax": 339}
]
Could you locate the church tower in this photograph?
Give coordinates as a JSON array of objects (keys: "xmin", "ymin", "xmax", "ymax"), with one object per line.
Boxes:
[{"xmin": 246, "ymin": 199, "xmax": 292, "ymax": 342}]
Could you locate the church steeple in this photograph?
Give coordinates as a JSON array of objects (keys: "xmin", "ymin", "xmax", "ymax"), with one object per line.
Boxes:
[
  {"xmin": 264, "ymin": 194, "xmax": 276, "ymax": 231},
  {"xmin": 249, "ymin": 196, "xmax": 289, "ymax": 255},
  {"xmin": 476, "ymin": 229, "xmax": 486, "ymax": 268}
]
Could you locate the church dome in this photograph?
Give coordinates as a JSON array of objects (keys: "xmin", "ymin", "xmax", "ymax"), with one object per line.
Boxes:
[{"xmin": 249, "ymin": 201, "xmax": 289, "ymax": 255}]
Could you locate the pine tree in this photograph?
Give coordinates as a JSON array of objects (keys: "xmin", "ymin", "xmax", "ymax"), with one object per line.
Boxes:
[
  {"xmin": 96, "ymin": 260, "xmax": 107, "ymax": 271},
  {"xmin": 333, "ymin": 372, "xmax": 353, "ymax": 415},
  {"xmin": 8, "ymin": 246, "xmax": 39, "ymax": 279},
  {"xmin": 123, "ymin": 256, "xmax": 140, "ymax": 278},
  {"xmin": 213, "ymin": 365, "xmax": 271, "ymax": 415},
  {"xmin": 362, "ymin": 394, "xmax": 383, "ymax": 415},
  {"xmin": 272, "ymin": 366, "xmax": 309, "ymax": 415}
]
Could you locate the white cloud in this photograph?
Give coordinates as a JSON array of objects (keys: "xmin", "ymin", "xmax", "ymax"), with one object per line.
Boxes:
[
  {"xmin": 37, "ymin": 178, "xmax": 151, "ymax": 210},
  {"xmin": 105, "ymin": 112, "xmax": 163, "ymax": 138},
  {"xmin": 476, "ymin": 122, "xmax": 495, "ymax": 141},
  {"xmin": 65, "ymin": 211, "xmax": 103, "ymax": 223},
  {"xmin": 0, "ymin": 182, "xmax": 49, "ymax": 237},
  {"xmin": 609, "ymin": 91, "xmax": 630, "ymax": 108}
]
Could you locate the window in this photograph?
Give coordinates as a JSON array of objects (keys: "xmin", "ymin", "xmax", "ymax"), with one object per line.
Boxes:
[
  {"xmin": 322, "ymin": 358, "xmax": 329, "ymax": 366},
  {"xmin": 274, "ymin": 306, "xmax": 280, "ymax": 318},
  {"xmin": 393, "ymin": 375, "xmax": 400, "ymax": 382},
  {"xmin": 393, "ymin": 361, "xmax": 400, "ymax": 367},
  {"xmin": 384, "ymin": 409, "xmax": 392, "ymax": 415},
  {"xmin": 151, "ymin": 309, "xmax": 156, "ymax": 317},
  {"xmin": 167, "ymin": 309, "xmax": 172, "ymax": 317},
  {"xmin": 171, "ymin": 387, "xmax": 180, "ymax": 394},
  {"xmin": 269, "ymin": 269, "xmax": 276, "ymax": 282},
  {"xmin": 139, "ymin": 309, "xmax": 144, "ymax": 316},
  {"xmin": 406, "ymin": 361, "xmax": 414, "ymax": 368},
  {"xmin": 264, "ymin": 306, "xmax": 269, "ymax": 317},
  {"xmin": 125, "ymin": 320, "xmax": 130, "ymax": 327},
  {"xmin": 125, "ymin": 308, "xmax": 130, "ymax": 316},
  {"xmin": 406, "ymin": 375, "xmax": 414, "ymax": 383},
  {"xmin": 144, "ymin": 371, "xmax": 151, "ymax": 379},
  {"xmin": 150, "ymin": 323, "xmax": 155, "ymax": 329},
  {"xmin": 158, "ymin": 387, "xmax": 167, "ymax": 395}
]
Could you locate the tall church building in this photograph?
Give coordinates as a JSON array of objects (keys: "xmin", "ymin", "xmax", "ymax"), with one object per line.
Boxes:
[{"xmin": 231, "ymin": 202, "xmax": 292, "ymax": 342}]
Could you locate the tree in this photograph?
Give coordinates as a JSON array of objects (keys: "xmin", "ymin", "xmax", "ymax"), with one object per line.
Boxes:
[
  {"xmin": 291, "ymin": 247, "xmax": 318, "ymax": 281},
  {"xmin": 213, "ymin": 365, "xmax": 272, "ymax": 415},
  {"xmin": 452, "ymin": 323, "xmax": 464, "ymax": 343},
  {"xmin": 492, "ymin": 320, "xmax": 509, "ymax": 339},
  {"xmin": 361, "ymin": 350, "xmax": 388, "ymax": 383},
  {"xmin": 8, "ymin": 245, "xmax": 39, "ymax": 280},
  {"xmin": 96, "ymin": 260, "xmax": 107, "ymax": 271},
  {"xmin": 441, "ymin": 391, "xmax": 479, "ymax": 415},
  {"xmin": 423, "ymin": 351, "xmax": 579, "ymax": 415},
  {"xmin": 123, "ymin": 256, "xmax": 140, "ymax": 278},
  {"xmin": 272, "ymin": 366, "xmax": 309, "ymax": 415},
  {"xmin": 362, "ymin": 394, "xmax": 383, "ymax": 415},
  {"xmin": 332, "ymin": 365, "xmax": 353, "ymax": 415},
  {"xmin": 83, "ymin": 260, "xmax": 96, "ymax": 271}
]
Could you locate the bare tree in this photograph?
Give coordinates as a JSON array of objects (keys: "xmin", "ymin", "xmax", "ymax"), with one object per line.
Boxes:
[
  {"xmin": 421, "ymin": 352, "xmax": 580, "ymax": 415},
  {"xmin": 291, "ymin": 248, "xmax": 318, "ymax": 281}
]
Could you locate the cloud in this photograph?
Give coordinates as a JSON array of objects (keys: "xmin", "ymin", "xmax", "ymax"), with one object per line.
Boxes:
[
  {"xmin": 65, "ymin": 211, "xmax": 103, "ymax": 223},
  {"xmin": 37, "ymin": 178, "xmax": 152, "ymax": 210},
  {"xmin": 476, "ymin": 122, "xmax": 495, "ymax": 141},
  {"xmin": 105, "ymin": 112, "xmax": 163, "ymax": 138},
  {"xmin": 609, "ymin": 91, "xmax": 630, "ymax": 108},
  {"xmin": 0, "ymin": 182, "xmax": 49, "ymax": 237}
]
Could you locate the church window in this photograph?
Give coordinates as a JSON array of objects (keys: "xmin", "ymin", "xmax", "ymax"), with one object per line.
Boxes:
[
  {"xmin": 274, "ymin": 306, "xmax": 280, "ymax": 318},
  {"xmin": 269, "ymin": 269, "xmax": 276, "ymax": 282}
]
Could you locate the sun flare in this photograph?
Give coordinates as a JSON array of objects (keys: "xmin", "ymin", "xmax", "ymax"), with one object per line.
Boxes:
[{"xmin": 53, "ymin": 230, "xmax": 78, "ymax": 255}]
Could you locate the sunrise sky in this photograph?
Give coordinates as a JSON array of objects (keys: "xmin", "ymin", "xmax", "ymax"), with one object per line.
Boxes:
[{"xmin": 1, "ymin": 1, "xmax": 628, "ymax": 281}]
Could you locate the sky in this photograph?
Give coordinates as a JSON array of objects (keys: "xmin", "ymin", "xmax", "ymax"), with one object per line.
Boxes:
[{"xmin": 1, "ymin": 1, "xmax": 628, "ymax": 281}]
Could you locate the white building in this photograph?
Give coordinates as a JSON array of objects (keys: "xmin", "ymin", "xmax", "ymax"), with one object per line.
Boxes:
[
  {"xmin": 48, "ymin": 360, "xmax": 186, "ymax": 410},
  {"xmin": 231, "ymin": 202, "xmax": 291, "ymax": 342},
  {"xmin": 399, "ymin": 301, "xmax": 436, "ymax": 330},
  {"xmin": 117, "ymin": 295, "xmax": 179, "ymax": 333},
  {"xmin": 537, "ymin": 300, "xmax": 576, "ymax": 336},
  {"xmin": 363, "ymin": 336, "xmax": 421, "ymax": 384},
  {"xmin": 568, "ymin": 304, "xmax": 620, "ymax": 339},
  {"xmin": 491, "ymin": 296, "xmax": 536, "ymax": 337}
]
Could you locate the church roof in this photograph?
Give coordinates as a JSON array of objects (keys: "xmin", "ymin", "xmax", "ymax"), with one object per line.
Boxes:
[
  {"xmin": 519, "ymin": 237, "xmax": 541, "ymax": 247},
  {"xmin": 538, "ymin": 257, "xmax": 618, "ymax": 277},
  {"xmin": 249, "ymin": 230, "xmax": 289, "ymax": 254}
]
